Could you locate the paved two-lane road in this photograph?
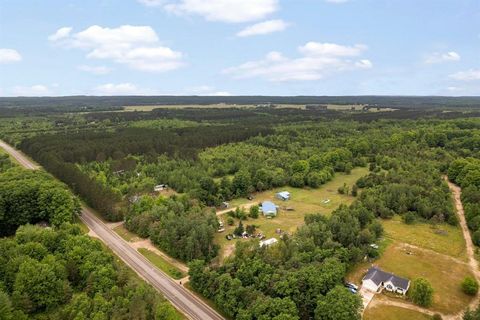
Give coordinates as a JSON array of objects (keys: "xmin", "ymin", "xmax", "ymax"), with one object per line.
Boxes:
[{"xmin": 0, "ymin": 140, "xmax": 224, "ymax": 320}]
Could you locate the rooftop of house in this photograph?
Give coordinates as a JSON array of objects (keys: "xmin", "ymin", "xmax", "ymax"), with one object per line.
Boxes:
[
  {"xmin": 261, "ymin": 201, "xmax": 277, "ymax": 213},
  {"xmin": 362, "ymin": 266, "xmax": 410, "ymax": 290}
]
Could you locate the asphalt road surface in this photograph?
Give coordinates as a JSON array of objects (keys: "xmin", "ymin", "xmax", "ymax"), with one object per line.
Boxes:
[{"xmin": 0, "ymin": 140, "xmax": 225, "ymax": 320}]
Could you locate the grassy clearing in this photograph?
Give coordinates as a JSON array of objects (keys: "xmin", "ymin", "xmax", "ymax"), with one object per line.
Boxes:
[
  {"xmin": 382, "ymin": 216, "xmax": 467, "ymax": 260},
  {"xmin": 364, "ymin": 305, "xmax": 432, "ymax": 320},
  {"xmin": 114, "ymin": 224, "xmax": 141, "ymax": 242},
  {"xmin": 348, "ymin": 241, "xmax": 473, "ymax": 314},
  {"xmin": 229, "ymin": 167, "xmax": 369, "ymax": 214},
  {"xmin": 138, "ymin": 248, "xmax": 185, "ymax": 280},
  {"xmin": 74, "ymin": 216, "xmax": 90, "ymax": 234},
  {"xmin": 216, "ymin": 167, "xmax": 369, "ymax": 260},
  {"xmin": 0, "ymin": 147, "xmax": 19, "ymax": 167}
]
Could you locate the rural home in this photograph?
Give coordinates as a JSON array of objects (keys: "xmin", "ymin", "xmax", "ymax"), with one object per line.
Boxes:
[
  {"xmin": 261, "ymin": 201, "xmax": 277, "ymax": 217},
  {"xmin": 276, "ymin": 191, "xmax": 291, "ymax": 201},
  {"xmin": 259, "ymin": 238, "xmax": 278, "ymax": 248},
  {"xmin": 362, "ymin": 267, "xmax": 410, "ymax": 295}
]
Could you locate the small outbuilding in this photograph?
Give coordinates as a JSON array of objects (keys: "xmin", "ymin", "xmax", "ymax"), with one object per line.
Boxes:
[
  {"xmin": 261, "ymin": 201, "xmax": 277, "ymax": 217},
  {"xmin": 220, "ymin": 202, "xmax": 229, "ymax": 209},
  {"xmin": 276, "ymin": 191, "xmax": 291, "ymax": 201},
  {"xmin": 259, "ymin": 238, "xmax": 278, "ymax": 248},
  {"xmin": 154, "ymin": 184, "xmax": 168, "ymax": 192},
  {"xmin": 362, "ymin": 266, "xmax": 410, "ymax": 295}
]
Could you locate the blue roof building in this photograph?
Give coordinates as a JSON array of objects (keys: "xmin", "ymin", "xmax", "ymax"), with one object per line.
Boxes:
[{"xmin": 261, "ymin": 201, "xmax": 277, "ymax": 217}]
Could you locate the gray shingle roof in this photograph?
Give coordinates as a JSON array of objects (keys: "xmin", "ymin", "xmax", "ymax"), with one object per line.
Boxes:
[{"xmin": 363, "ymin": 267, "xmax": 410, "ymax": 290}]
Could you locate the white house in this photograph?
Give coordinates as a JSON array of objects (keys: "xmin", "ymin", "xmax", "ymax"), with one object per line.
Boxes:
[
  {"xmin": 362, "ymin": 267, "xmax": 410, "ymax": 295},
  {"xmin": 276, "ymin": 191, "xmax": 291, "ymax": 201},
  {"xmin": 259, "ymin": 238, "xmax": 278, "ymax": 248}
]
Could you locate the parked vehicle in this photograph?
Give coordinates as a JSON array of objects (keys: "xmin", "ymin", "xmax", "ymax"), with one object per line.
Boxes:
[{"xmin": 345, "ymin": 282, "xmax": 359, "ymax": 290}]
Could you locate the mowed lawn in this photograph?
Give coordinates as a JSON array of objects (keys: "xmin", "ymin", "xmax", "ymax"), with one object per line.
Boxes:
[
  {"xmin": 348, "ymin": 241, "xmax": 474, "ymax": 314},
  {"xmin": 138, "ymin": 248, "xmax": 185, "ymax": 280},
  {"xmin": 364, "ymin": 305, "xmax": 431, "ymax": 320},
  {"xmin": 216, "ymin": 167, "xmax": 369, "ymax": 260},
  {"xmin": 114, "ymin": 224, "xmax": 142, "ymax": 242},
  {"xmin": 382, "ymin": 216, "xmax": 467, "ymax": 260},
  {"xmin": 229, "ymin": 166, "xmax": 369, "ymax": 215}
]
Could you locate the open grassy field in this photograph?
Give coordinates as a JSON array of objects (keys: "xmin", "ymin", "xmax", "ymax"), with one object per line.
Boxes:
[
  {"xmin": 382, "ymin": 216, "xmax": 467, "ymax": 260},
  {"xmin": 229, "ymin": 167, "xmax": 369, "ymax": 213},
  {"xmin": 364, "ymin": 305, "xmax": 432, "ymax": 320},
  {"xmin": 114, "ymin": 224, "xmax": 142, "ymax": 242},
  {"xmin": 348, "ymin": 241, "xmax": 473, "ymax": 314},
  {"xmin": 216, "ymin": 167, "xmax": 369, "ymax": 260},
  {"xmin": 138, "ymin": 248, "xmax": 185, "ymax": 280}
]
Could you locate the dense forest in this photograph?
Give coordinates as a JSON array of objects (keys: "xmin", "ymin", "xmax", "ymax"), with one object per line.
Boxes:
[
  {"xmin": 1, "ymin": 95, "xmax": 480, "ymax": 110},
  {"xmin": 0, "ymin": 167, "xmax": 80, "ymax": 236},
  {"xmin": 0, "ymin": 224, "xmax": 181, "ymax": 320},
  {"xmin": 126, "ymin": 195, "xmax": 219, "ymax": 261}
]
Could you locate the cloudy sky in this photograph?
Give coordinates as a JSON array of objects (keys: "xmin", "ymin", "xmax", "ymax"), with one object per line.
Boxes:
[{"xmin": 0, "ymin": 0, "xmax": 479, "ymax": 96}]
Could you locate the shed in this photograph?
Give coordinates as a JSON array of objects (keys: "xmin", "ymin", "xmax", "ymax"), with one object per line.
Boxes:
[
  {"xmin": 261, "ymin": 201, "xmax": 277, "ymax": 217},
  {"xmin": 260, "ymin": 238, "xmax": 278, "ymax": 248},
  {"xmin": 276, "ymin": 191, "xmax": 291, "ymax": 201},
  {"xmin": 154, "ymin": 184, "xmax": 168, "ymax": 192}
]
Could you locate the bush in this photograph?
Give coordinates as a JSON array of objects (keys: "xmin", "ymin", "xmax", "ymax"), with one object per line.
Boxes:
[
  {"xmin": 351, "ymin": 184, "xmax": 358, "ymax": 197},
  {"xmin": 410, "ymin": 278, "xmax": 433, "ymax": 307},
  {"xmin": 432, "ymin": 314, "xmax": 442, "ymax": 320},
  {"xmin": 249, "ymin": 205, "xmax": 259, "ymax": 219},
  {"xmin": 227, "ymin": 217, "xmax": 234, "ymax": 226},
  {"xmin": 473, "ymin": 230, "xmax": 480, "ymax": 246},
  {"xmin": 462, "ymin": 276, "xmax": 479, "ymax": 296},
  {"xmin": 403, "ymin": 212, "xmax": 417, "ymax": 225}
]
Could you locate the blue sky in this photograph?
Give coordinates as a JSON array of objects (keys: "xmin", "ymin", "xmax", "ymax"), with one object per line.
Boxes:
[{"xmin": 0, "ymin": 0, "xmax": 479, "ymax": 96}]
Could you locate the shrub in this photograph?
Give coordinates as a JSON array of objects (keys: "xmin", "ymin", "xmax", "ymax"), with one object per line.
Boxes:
[
  {"xmin": 403, "ymin": 212, "xmax": 416, "ymax": 225},
  {"xmin": 461, "ymin": 276, "xmax": 479, "ymax": 296},
  {"xmin": 410, "ymin": 278, "xmax": 433, "ymax": 307},
  {"xmin": 249, "ymin": 205, "xmax": 259, "ymax": 219}
]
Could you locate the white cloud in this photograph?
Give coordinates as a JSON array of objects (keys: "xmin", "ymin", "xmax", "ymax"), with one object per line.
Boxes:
[
  {"xmin": 48, "ymin": 27, "xmax": 72, "ymax": 41},
  {"xmin": 189, "ymin": 85, "xmax": 231, "ymax": 95},
  {"xmin": 425, "ymin": 51, "xmax": 460, "ymax": 64},
  {"xmin": 137, "ymin": 0, "xmax": 164, "ymax": 6},
  {"xmin": 77, "ymin": 65, "xmax": 112, "ymax": 75},
  {"xmin": 298, "ymin": 42, "xmax": 366, "ymax": 57},
  {"xmin": 94, "ymin": 83, "xmax": 143, "ymax": 95},
  {"xmin": 449, "ymin": 69, "xmax": 480, "ymax": 81},
  {"xmin": 164, "ymin": 0, "xmax": 278, "ymax": 23},
  {"xmin": 50, "ymin": 25, "xmax": 184, "ymax": 72},
  {"xmin": 0, "ymin": 49, "xmax": 22, "ymax": 63},
  {"xmin": 12, "ymin": 85, "xmax": 50, "ymax": 96},
  {"xmin": 224, "ymin": 41, "xmax": 371, "ymax": 81},
  {"xmin": 237, "ymin": 19, "xmax": 288, "ymax": 37}
]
